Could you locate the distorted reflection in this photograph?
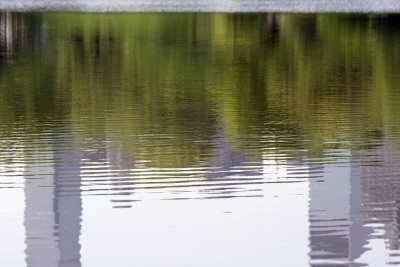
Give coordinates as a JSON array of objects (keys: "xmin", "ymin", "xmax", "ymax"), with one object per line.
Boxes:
[
  {"xmin": 0, "ymin": 11, "xmax": 400, "ymax": 267},
  {"xmin": 360, "ymin": 142, "xmax": 400, "ymax": 255},
  {"xmin": 308, "ymin": 151, "xmax": 372, "ymax": 267},
  {"xmin": 24, "ymin": 133, "xmax": 82, "ymax": 267}
]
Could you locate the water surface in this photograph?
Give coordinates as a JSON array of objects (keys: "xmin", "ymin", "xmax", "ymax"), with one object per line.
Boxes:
[{"xmin": 1, "ymin": 12, "xmax": 400, "ymax": 266}]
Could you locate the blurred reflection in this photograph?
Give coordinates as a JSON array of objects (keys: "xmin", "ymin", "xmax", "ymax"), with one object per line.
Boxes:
[
  {"xmin": 24, "ymin": 133, "xmax": 82, "ymax": 267},
  {"xmin": 0, "ymin": 12, "xmax": 398, "ymax": 267},
  {"xmin": 361, "ymin": 142, "xmax": 400, "ymax": 252},
  {"xmin": 0, "ymin": 12, "xmax": 13, "ymax": 55},
  {"xmin": 308, "ymin": 152, "xmax": 372, "ymax": 267}
]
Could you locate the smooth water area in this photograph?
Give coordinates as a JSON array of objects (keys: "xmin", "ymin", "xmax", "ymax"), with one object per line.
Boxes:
[{"xmin": 0, "ymin": 12, "xmax": 400, "ymax": 266}]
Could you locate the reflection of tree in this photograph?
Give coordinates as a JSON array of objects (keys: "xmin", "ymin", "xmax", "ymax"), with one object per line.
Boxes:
[
  {"xmin": 0, "ymin": 12, "xmax": 398, "ymax": 265},
  {"xmin": 0, "ymin": 13, "xmax": 399, "ymax": 165},
  {"xmin": 0, "ymin": 12, "xmax": 13, "ymax": 56}
]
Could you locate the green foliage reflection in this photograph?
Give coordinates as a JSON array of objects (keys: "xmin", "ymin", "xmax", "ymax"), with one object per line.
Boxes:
[{"xmin": 0, "ymin": 13, "xmax": 399, "ymax": 165}]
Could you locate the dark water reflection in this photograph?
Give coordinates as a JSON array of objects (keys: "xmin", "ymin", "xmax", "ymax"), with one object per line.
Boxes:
[{"xmin": 0, "ymin": 12, "xmax": 400, "ymax": 266}]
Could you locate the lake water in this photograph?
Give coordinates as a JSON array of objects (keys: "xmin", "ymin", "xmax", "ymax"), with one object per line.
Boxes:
[{"xmin": 0, "ymin": 12, "xmax": 400, "ymax": 267}]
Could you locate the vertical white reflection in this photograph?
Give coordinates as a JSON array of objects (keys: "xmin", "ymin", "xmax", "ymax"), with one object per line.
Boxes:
[
  {"xmin": 24, "ymin": 136, "xmax": 82, "ymax": 267},
  {"xmin": 0, "ymin": 144, "xmax": 25, "ymax": 266},
  {"xmin": 261, "ymin": 150, "xmax": 311, "ymax": 266},
  {"xmin": 54, "ymin": 139, "xmax": 82, "ymax": 267},
  {"xmin": 0, "ymin": 12, "xmax": 13, "ymax": 54},
  {"xmin": 24, "ymin": 148, "xmax": 60, "ymax": 266},
  {"xmin": 308, "ymin": 149, "xmax": 371, "ymax": 266}
]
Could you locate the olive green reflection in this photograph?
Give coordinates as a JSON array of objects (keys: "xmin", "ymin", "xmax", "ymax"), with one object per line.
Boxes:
[{"xmin": 0, "ymin": 13, "xmax": 399, "ymax": 166}]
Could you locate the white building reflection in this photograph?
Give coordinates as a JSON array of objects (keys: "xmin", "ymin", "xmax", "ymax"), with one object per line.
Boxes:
[
  {"xmin": 24, "ymin": 134, "xmax": 82, "ymax": 267},
  {"xmin": 20, "ymin": 131, "xmax": 400, "ymax": 266},
  {"xmin": 308, "ymin": 150, "xmax": 372, "ymax": 266}
]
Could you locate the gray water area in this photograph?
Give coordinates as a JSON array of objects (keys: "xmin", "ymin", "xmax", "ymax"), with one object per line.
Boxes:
[
  {"xmin": 1, "ymin": 12, "xmax": 400, "ymax": 267},
  {"xmin": 0, "ymin": 0, "xmax": 399, "ymax": 12}
]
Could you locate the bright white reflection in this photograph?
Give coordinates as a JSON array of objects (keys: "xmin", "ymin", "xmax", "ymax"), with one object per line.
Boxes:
[
  {"xmin": 0, "ymin": 146, "xmax": 25, "ymax": 267},
  {"xmin": 80, "ymin": 150, "xmax": 311, "ymax": 266},
  {"xmin": 81, "ymin": 186, "xmax": 310, "ymax": 267}
]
